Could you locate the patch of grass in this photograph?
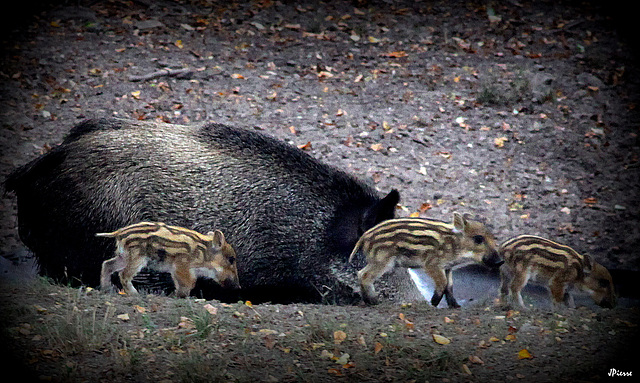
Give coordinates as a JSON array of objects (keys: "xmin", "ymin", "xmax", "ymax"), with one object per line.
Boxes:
[
  {"xmin": 1, "ymin": 280, "xmax": 461, "ymax": 382},
  {"xmin": 191, "ymin": 309, "xmax": 219, "ymax": 340},
  {"xmin": 172, "ymin": 352, "xmax": 229, "ymax": 383},
  {"xmin": 302, "ymin": 313, "xmax": 338, "ymax": 344},
  {"xmin": 39, "ymin": 299, "xmax": 124, "ymax": 355},
  {"xmin": 476, "ymin": 69, "xmax": 535, "ymax": 106}
]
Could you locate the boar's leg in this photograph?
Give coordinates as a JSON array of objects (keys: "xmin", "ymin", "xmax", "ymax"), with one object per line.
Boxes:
[
  {"xmin": 357, "ymin": 266, "xmax": 381, "ymax": 305},
  {"xmin": 100, "ymin": 255, "xmax": 126, "ymax": 293},
  {"xmin": 425, "ymin": 266, "xmax": 448, "ymax": 307},
  {"xmin": 498, "ymin": 264, "xmax": 512, "ymax": 306},
  {"xmin": 357, "ymin": 253, "xmax": 396, "ymax": 305},
  {"xmin": 443, "ymin": 268, "xmax": 460, "ymax": 308},
  {"xmin": 508, "ymin": 268, "xmax": 530, "ymax": 309},
  {"xmin": 118, "ymin": 249, "xmax": 147, "ymax": 295},
  {"xmin": 549, "ymin": 277, "xmax": 572, "ymax": 308},
  {"xmin": 172, "ymin": 261, "xmax": 197, "ymax": 298},
  {"xmin": 562, "ymin": 290, "xmax": 576, "ymax": 308}
]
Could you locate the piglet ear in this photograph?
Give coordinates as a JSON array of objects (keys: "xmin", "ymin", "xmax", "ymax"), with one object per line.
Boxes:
[
  {"xmin": 582, "ymin": 254, "xmax": 594, "ymax": 274},
  {"xmin": 452, "ymin": 212, "xmax": 466, "ymax": 233},
  {"xmin": 210, "ymin": 230, "xmax": 226, "ymax": 248}
]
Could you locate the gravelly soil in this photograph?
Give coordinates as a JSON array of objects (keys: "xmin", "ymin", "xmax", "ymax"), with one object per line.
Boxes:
[{"xmin": 1, "ymin": 1, "xmax": 639, "ymax": 382}]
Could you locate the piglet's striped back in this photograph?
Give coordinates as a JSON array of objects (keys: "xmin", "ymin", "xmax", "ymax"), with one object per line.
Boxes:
[
  {"xmin": 349, "ymin": 218, "xmax": 456, "ymax": 262},
  {"xmin": 96, "ymin": 222, "xmax": 213, "ymax": 259},
  {"xmin": 500, "ymin": 235, "xmax": 592, "ymax": 274}
]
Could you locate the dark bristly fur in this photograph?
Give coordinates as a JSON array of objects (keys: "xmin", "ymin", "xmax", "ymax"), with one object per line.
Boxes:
[{"xmin": 4, "ymin": 118, "xmax": 399, "ymax": 304}]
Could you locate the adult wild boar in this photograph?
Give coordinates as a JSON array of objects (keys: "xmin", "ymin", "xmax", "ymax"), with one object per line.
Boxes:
[{"xmin": 5, "ymin": 118, "xmax": 399, "ymax": 303}]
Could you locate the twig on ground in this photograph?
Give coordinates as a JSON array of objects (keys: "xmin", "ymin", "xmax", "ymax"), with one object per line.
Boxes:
[{"xmin": 128, "ymin": 68, "xmax": 193, "ymax": 82}]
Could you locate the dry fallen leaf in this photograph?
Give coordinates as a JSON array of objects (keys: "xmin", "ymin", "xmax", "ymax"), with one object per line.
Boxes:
[
  {"xmin": 203, "ymin": 304, "xmax": 218, "ymax": 315},
  {"xmin": 334, "ymin": 330, "xmax": 347, "ymax": 344},
  {"xmin": 117, "ymin": 313, "xmax": 130, "ymax": 321},
  {"xmin": 264, "ymin": 335, "xmax": 276, "ymax": 349},
  {"xmin": 374, "ymin": 342, "xmax": 383, "ymax": 354},
  {"xmin": 494, "ymin": 136, "xmax": 508, "ymax": 147},
  {"xmin": 382, "ymin": 51, "xmax": 407, "ymax": 58},
  {"xmin": 298, "ymin": 141, "xmax": 313, "ymax": 151},
  {"xmin": 175, "ymin": 40, "xmax": 184, "ymax": 49},
  {"xmin": 506, "ymin": 310, "xmax": 518, "ymax": 318},
  {"xmin": 231, "ymin": 73, "xmax": 245, "ymax": 79},
  {"xmin": 419, "ymin": 203, "xmax": 433, "ymax": 213},
  {"xmin": 327, "ymin": 368, "xmax": 342, "ymax": 376},
  {"xmin": 462, "ymin": 363, "xmax": 472, "ymax": 375},
  {"xmin": 370, "ymin": 143, "xmax": 384, "ymax": 151},
  {"xmin": 435, "ymin": 151, "xmax": 452, "ymax": 159},
  {"xmin": 432, "ymin": 334, "xmax": 451, "ymax": 345},
  {"xmin": 133, "ymin": 305, "xmax": 146, "ymax": 313},
  {"xmin": 335, "ymin": 353, "xmax": 350, "ymax": 365},
  {"xmin": 178, "ymin": 317, "xmax": 195, "ymax": 329},
  {"xmin": 518, "ymin": 349, "xmax": 533, "ymax": 359}
]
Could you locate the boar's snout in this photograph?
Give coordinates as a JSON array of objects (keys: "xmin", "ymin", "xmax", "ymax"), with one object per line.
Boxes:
[{"xmin": 221, "ymin": 278, "xmax": 241, "ymax": 290}]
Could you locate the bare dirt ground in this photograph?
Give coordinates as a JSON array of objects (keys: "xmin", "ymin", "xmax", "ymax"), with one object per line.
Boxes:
[{"xmin": 1, "ymin": 0, "xmax": 639, "ymax": 382}]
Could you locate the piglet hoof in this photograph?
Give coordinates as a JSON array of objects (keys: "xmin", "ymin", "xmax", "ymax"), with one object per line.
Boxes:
[{"xmin": 430, "ymin": 292, "xmax": 444, "ymax": 307}]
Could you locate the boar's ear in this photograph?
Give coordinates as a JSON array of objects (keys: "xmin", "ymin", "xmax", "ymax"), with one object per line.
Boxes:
[
  {"xmin": 452, "ymin": 212, "xmax": 466, "ymax": 233},
  {"xmin": 329, "ymin": 189, "xmax": 399, "ymax": 257},
  {"xmin": 209, "ymin": 230, "xmax": 227, "ymax": 248},
  {"xmin": 361, "ymin": 189, "xmax": 400, "ymax": 230}
]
